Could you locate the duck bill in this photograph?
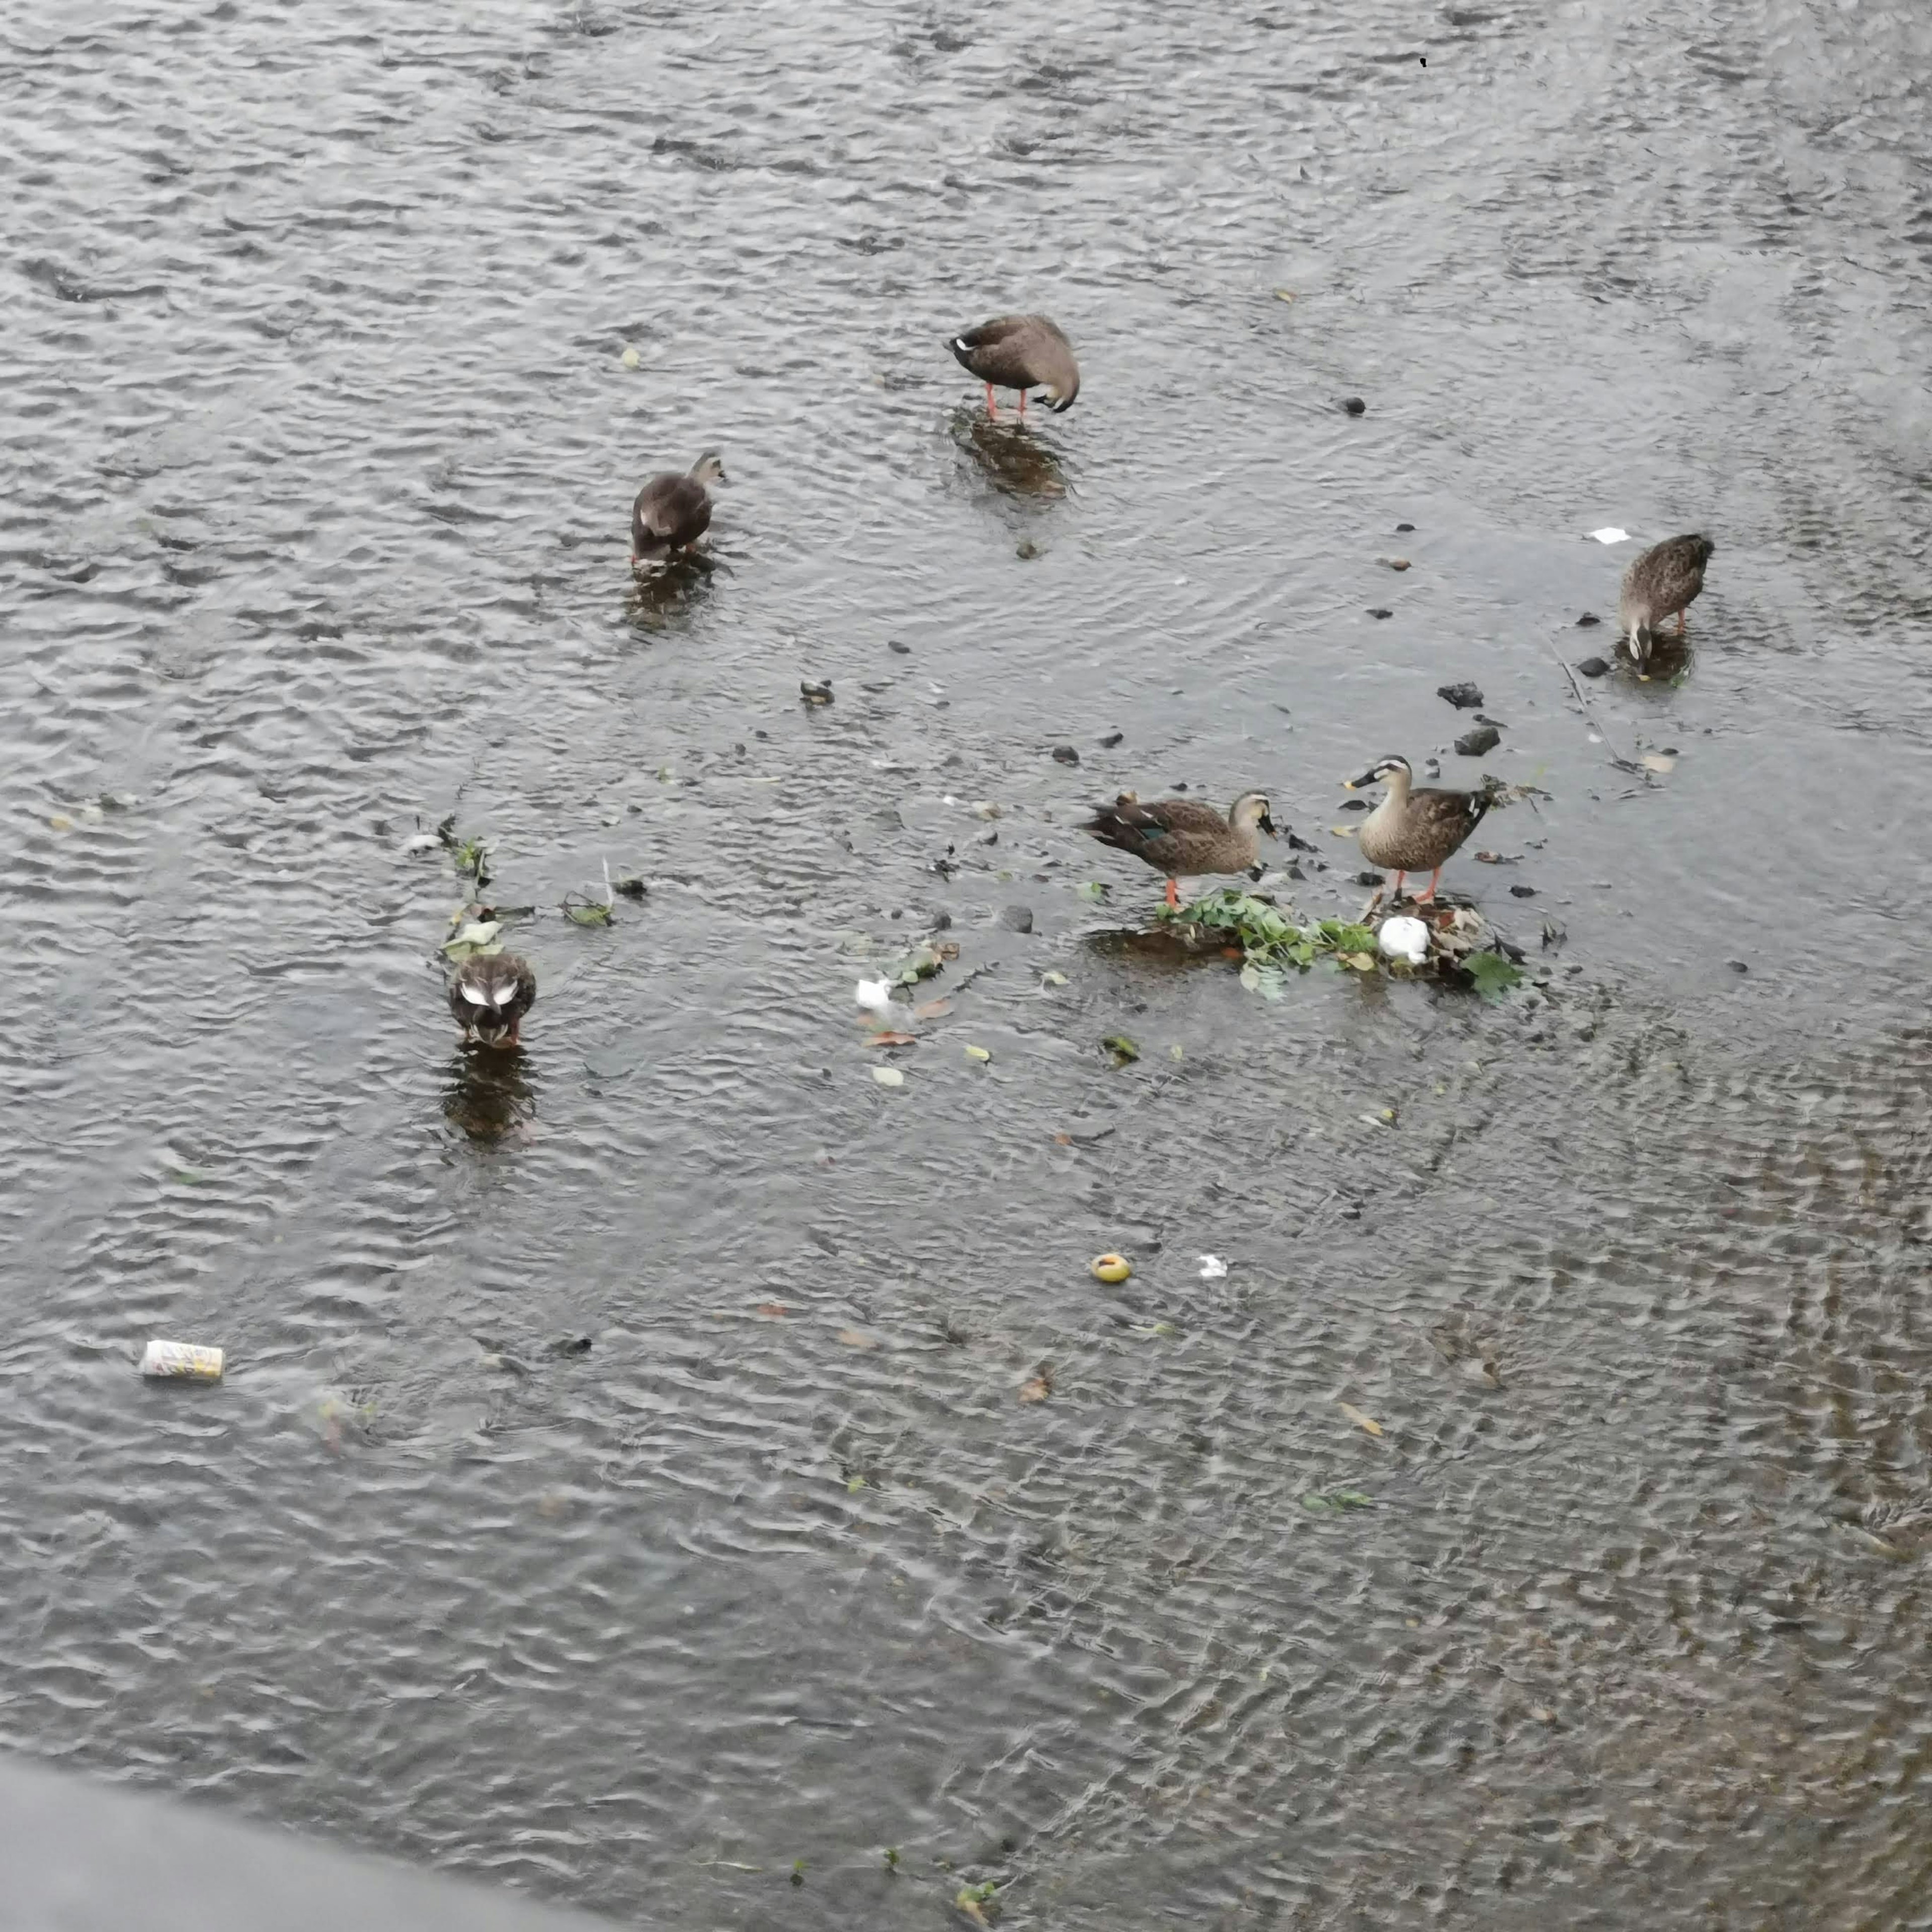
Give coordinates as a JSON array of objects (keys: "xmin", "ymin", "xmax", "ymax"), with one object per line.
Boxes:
[
  {"xmin": 1343, "ymin": 770, "xmax": 1380, "ymax": 790},
  {"xmin": 1259, "ymin": 813, "xmax": 1279, "ymax": 837}
]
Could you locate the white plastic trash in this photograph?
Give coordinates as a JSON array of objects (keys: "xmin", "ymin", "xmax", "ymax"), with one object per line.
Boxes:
[
  {"xmin": 1377, "ymin": 916, "xmax": 1430, "ymax": 965},
  {"xmin": 1587, "ymin": 526, "xmax": 1631, "ymax": 545},
  {"xmin": 141, "ymin": 1340, "xmax": 224, "ymax": 1383}
]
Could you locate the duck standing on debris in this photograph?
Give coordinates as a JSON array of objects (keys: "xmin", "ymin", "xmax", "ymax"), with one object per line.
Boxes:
[
  {"xmin": 1081, "ymin": 792, "xmax": 1277, "ymax": 907},
  {"xmin": 1620, "ymin": 533, "xmax": 1714, "ymax": 672},
  {"xmin": 1344, "ymin": 757, "xmax": 1488, "ymax": 905},
  {"xmin": 947, "ymin": 315, "xmax": 1080, "ymax": 419},
  {"xmin": 449, "ymin": 952, "xmax": 537, "ymax": 1049},
  {"xmin": 631, "ymin": 451, "xmax": 727, "ymax": 567}
]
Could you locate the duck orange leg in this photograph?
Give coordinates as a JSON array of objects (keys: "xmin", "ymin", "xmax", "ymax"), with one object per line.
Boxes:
[
  {"xmin": 1017, "ymin": 388, "xmax": 1027, "ymax": 418},
  {"xmin": 1165, "ymin": 878, "xmax": 1180, "ymax": 908},
  {"xmin": 1414, "ymin": 867, "xmax": 1443, "ymax": 905},
  {"xmin": 985, "ymin": 382, "xmax": 998, "ymax": 419}
]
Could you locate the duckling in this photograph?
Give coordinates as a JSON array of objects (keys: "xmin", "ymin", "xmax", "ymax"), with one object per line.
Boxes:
[
  {"xmin": 1620, "ymin": 533, "xmax": 1714, "ymax": 671},
  {"xmin": 449, "ymin": 952, "xmax": 537, "ymax": 1049},
  {"xmin": 1343, "ymin": 756, "xmax": 1488, "ymax": 904},
  {"xmin": 631, "ymin": 452, "xmax": 726, "ymax": 565},
  {"xmin": 1081, "ymin": 792, "xmax": 1276, "ymax": 907},
  {"xmin": 947, "ymin": 315, "xmax": 1080, "ymax": 419}
]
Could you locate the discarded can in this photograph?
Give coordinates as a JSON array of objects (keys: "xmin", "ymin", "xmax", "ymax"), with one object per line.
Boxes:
[{"xmin": 141, "ymin": 1340, "xmax": 225, "ymax": 1383}]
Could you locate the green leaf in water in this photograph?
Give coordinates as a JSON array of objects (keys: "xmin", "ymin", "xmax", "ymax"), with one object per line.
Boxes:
[
  {"xmin": 1102, "ymin": 1034, "xmax": 1140, "ymax": 1066},
  {"xmin": 1465, "ymin": 950, "xmax": 1524, "ymax": 1002}
]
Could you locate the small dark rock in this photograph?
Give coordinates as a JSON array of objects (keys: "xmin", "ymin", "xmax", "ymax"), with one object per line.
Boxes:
[
  {"xmin": 1437, "ymin": 681, "xmax": 1484, "ymax": 710},
  {"xmin": 930, "ymin": 911, "xmax": 952, "ymax": 930},
  {"xmin": 1396, "ymin": 522, "xmax": 1415, "ymax": 532},
  {"xmin": 1574, "ymin": 656, "xmax": 1611, "ymax": 678},
  {"xmin": 755, "ymin": 728, "xmax": 769, "ymax": 740},
  {"xmin": 611, "ymin": 875, "xmax": 649, "ymax": 900},
  {"xmin": 976, "ymin": 830, "xmax": 998, "ymax": 846},
  {"xmin": 1339, "ymin": 797, "xmax": 1368, "ymax": 813},
  {"xmin": 1576, "ymin": 612, "xmax": 1602, "ymax": 627},
  {"xmin": 1286, "ymin": 862, "xmax": 1306, "ymax": 880},
  {"xmin": 1727, "ymin": 959, "xmax": 1749, "ymax": 974},
  {"xmin": 1454, "ymin": 725, "xmax": 1501, "ymax": 757},
  {"xmin": 1286, "ymin": 830, "xmax": 1319, "ymax": 852},
  {"xmin": 1016, "ymin": 539, "xmax": 1040, "ymax": 560},
  {"xmin": 1354, "ymin": 870, "xmax": 1385, "ymax": 887},
  {"xmin": 888, "ymin": 639, "xmax": 911, "ymax": 654},
  {"xmin": 1097, "ymin": 730, "xmax": 1124, "ymax": 749},
  {"xmin": 1474, "ymin": 714, "xmax": 1505, "ymax": 728},
  {"xmin": 1051, "ymin": 745, "xmax": 1080, "ymax": 765},
  {"xmin": 1171, "ymin": 780, "xmax": 1189, "ymax": 791},
  {"xmin": 1509, "ymin": 884, "xmax": 1537, "ymax": 898},
  {"xmin": 1369, "ymin": 607, "xmax": 1393, "ymax": 619},
  {"xmin": 800, "ymin": 679, "xmax": 834, "ymax": 705},
  {"xmin": 999, "ymin": 905, "xmax": 1034, "ymax": 933},
  {"xmin": 1342, "ymin": 396, "xmax": 1366, "ymax": 416},
  {"xmin": 547, "ymin": 1336, "xmax": 594, "ymax": 1358}
]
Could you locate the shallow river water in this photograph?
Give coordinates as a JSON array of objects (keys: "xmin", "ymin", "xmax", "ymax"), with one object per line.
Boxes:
[{"xmin": 5, "ymin": 0, "xmax": 1932, "ymax": 1925}]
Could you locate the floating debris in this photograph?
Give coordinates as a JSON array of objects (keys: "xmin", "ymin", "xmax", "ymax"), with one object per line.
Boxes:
[
  {"xmin": 871, "ymin": 1066, "xmax": 904, "ymax": 1088},
  {"xmin": 1102, "ymin": 1033, "xmax": 1140, "ymax": 1066},
  {"xmin": 800, "ymin": 679, "xmax": 834, "ymax": 706},
  {"xmin": 855, "ymin": 978, "xmax": 892, "ymax": 1014},
  {"xmin": 1377, "ymin": 916, "xmax": 1429, "ymax": 964},
  {"xmin": 1368, "ymin": 606, "xmax": 1393, "ymax": 619},
  {"xmin": 142, "ymin": 1339, "xmax": 224, "ymax": 1383},
  {"xmin": 1198, "ymin": 1254, "xmax": 1229, "ymax": 1279},
  {"xmin": 1587, "ymin": 527, "xmax": 1630, "ymax": 545},
  {"xmin": 1091, "ymin": 1253, "xmax": 1133, "ymax": 1283}
]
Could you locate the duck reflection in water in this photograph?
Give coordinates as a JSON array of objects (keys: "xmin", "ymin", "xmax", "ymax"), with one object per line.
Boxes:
[
  {"xmin": 625, "ymin": 549, "xmax": 717, "ymax": 630},
  {"xmin": 952, "ymin": 406, "xmax": 1069, "ymax": 501},
  {"xmin": 443, "ymin": 1043, "xmax": 537, "ymax": 1144}
]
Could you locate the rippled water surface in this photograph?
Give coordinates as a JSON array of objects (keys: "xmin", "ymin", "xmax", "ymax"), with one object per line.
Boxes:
[{"xmin": 5, "ymin": 0, "xmax": 1932, "ymax": 1924}]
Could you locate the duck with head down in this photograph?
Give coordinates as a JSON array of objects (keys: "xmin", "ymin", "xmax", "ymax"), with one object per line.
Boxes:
[
  {"xmin": 947, "ymin": 315, "xmax": 1080, "ymax": 420},
  {"xmin": 1081, "ymin": 790, "xmax": 1277, "ymax": 907},
  {"xmin": 1620, "ymin": 532, "xmax": 1714, "ymax": 674},
  {"xmin": 1343, "ymin": 756, "xmax": 1489, "ymax": 904},
  {"xmin": 449, "ymin": 951, "xmax": 537, "ymax": 1049}
]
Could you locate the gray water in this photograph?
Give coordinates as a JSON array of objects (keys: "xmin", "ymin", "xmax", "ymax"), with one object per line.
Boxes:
[{"xmin": 5, "ymin": 0, "xmax": 1932, "ymax": 1924}]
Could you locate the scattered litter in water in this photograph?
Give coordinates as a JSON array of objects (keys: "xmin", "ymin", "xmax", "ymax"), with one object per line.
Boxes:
[
  {"xmin": 619, "ymin": 344, "xmax": 640, "ymax": 368},
  {"xmin": 1377, "ymin": 916, "xmax": 1429, "ymax": 964},
  {"xmin": 1017, "ymin": 1367, "xmax": 1053, "ymax": 1403},
  {"xmin": 559, "ymin": 893, "xmax": 612, "ymax": 926},
  {"xmin": 1337, "ymin": 1401, "xmax": 1383, "ymax": 1436},
  {"xmin": 141, "ymin": 1339, "xmax": 224, "ymax": 1383},
  {"xmin": 855, "ymin": 978, "xmax": 892, "ymax": 1013},
  {"xmin": 1587, "ymin": 527, "xmax": 1630, "ymax": 544},
  {"xmin": 1091, "ymin": 1253, "xmax": 1133, "ymax": 1283},
  {"xmin": 1102, "ymin": 1034, "xmax": 1140, "ymax": 1065},
  {"xmin": 871, "ymin": 1066, "xmax": 905, "ymax": 1088},
  {"xmin": 964, "ymin": 1044, "xmax": 992, "ymax": 1063},
  {"xmin": 800, "ymin": 679, "xmax": 834, "ymax": 705},
  {"xmin": 1302, "ymin": 1490, "xmax": 1375, "ymax": 1512},
  {"xmin": 1198, "ymin": 1254, "xmax": 1229, "ymax": 1279}
]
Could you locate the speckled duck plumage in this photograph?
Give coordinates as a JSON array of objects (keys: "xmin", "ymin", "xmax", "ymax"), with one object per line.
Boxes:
[
  {"xmin": 1345, "ymin": 757, "xmax": 1488, "ymax": 902},
  {"xmin": 1082, "ymin": 791, "xmax": 1276, "ymax": 905},
  {"xmin": 631, "ymin": 451, "xmax": 726, "ymax": 564},
  {"xmin": 449, "ymin": 951, "xmax": 537, "ymax": 1048},
  {"xmin": 1620, "ymin": 533, "xmax": 1714, "ymax": 669},
  {"xmin": 947, "ymin": 314, "xmax": 1080, "ymax": 417}
]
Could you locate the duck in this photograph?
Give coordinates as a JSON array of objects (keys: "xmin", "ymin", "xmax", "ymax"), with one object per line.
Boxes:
[
  {"xmin": 947, "ymin": 315, "xmax": 1080, "ymax": 419},
  {"xmin": 449, "ymin": 952, "xmax": 537, "ymax": 1049},
  {"xmin": 1343, "ymin": 757, "xmax": 1489, "ymax": 903},
  {"xmin": 1081, "ymin": 792, "xmax": 1276, "ymax": 907},
  {"xmin": 1620, "ymin": 533, "xmax": 1714, "ymax": 672},
  {"xmin": 631, "ymin": 452, "xmax": 726, "ymax": 566}
]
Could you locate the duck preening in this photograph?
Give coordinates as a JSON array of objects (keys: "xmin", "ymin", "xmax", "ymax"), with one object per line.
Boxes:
[
  {"xmin": 1620, "ymin": 533, "xmax": 1714, "ymax": 672},
  {"xmin": 449, "ymin": 952, "xmax": 537, "ymax": 1048},
  {"xmin": 947, "ymin": 315, "xmax": 1080, "ymax": 419},
  {"xmin": 1081, "ymin": 791, "xmax": 1277, "ymax": 907},
  {"xmin": 1344, "ymin": 756, "xmax": 1488, "ymax": 904},
  {"xmin": 631, "ymin": 452, "xmax": 727, "ymax": 566}
]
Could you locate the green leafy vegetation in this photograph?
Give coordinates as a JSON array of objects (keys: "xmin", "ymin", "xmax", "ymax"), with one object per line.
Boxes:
[
  {"xmin": 1463, "ymin": 950, "xmax": 1525, "ymax": 1002},
  {"xmin": 1162, "ymin": 890, "xmax": 1380, "ymax": 999}
]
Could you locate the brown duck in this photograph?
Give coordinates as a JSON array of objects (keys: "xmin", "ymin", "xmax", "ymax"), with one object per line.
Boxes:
[
  {"xmin": 449, "ymin": 952, "xmax": 537, "ymax": 1049},
  {"xmin": 631, "ymin": 452, "xmax": 726, "ymax": 566},
  {"xmin": 1081, "ymin": 791, "xmax": 1276, "ymax": 907},
  {"xmin": 1344, "ymin": 757, "xmax": 1488, "ymax": 903},
  {"xmin": 1620, "ymin": 533, "xmax": 1714, "ymax": 671},
  {"xmin": 948, "ymin": 315, "xmax": 1080, "ymax": 419}
]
